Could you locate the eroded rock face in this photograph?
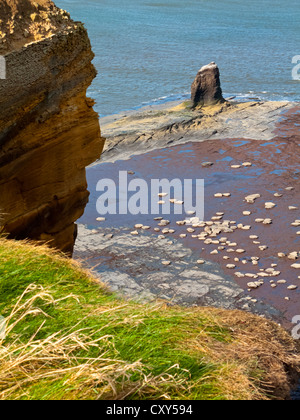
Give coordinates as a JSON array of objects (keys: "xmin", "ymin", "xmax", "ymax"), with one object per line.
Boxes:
[
  {"xmin": 191, "ymin": 62, "xmax": 225, "ymax": 107},
  {"xmin": 0, "ymin": 0, "xmax": 105, "ymax": 254}
]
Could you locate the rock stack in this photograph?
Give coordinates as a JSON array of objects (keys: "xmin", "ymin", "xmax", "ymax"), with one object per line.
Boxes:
[{"xmin": 191, "ymin": 62, "xmax": 225, "ymax": 107}]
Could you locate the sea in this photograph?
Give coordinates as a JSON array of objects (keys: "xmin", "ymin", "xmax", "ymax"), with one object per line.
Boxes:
[{"xmin": 56, "ymin": 0, "xmax": 300, "ymax": 117}]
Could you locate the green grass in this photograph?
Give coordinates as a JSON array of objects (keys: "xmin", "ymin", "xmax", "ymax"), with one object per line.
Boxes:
[{"xmin": 0, "ymin": 238, "xmax": 298, "ymax": 400}]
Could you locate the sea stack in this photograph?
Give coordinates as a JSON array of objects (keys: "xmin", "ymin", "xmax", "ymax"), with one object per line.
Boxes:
[
  {"xmin": 191, "ymin": 62, "xmax": 225, "ymax": 107},
  {"xmin": 0, "ymin": 0, "xmax": 105, "ymax": 255}
]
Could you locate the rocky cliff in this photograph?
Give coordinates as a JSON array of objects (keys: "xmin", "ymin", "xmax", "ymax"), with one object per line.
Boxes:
[{"xmin": 0, "ymin": 0, "xmax": 105, "ymax": 254}]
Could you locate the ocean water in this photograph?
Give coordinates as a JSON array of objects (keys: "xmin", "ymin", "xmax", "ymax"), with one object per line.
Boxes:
[{"xmin": 56, "ymin": 0, "xmax": 300, "ymax": 116}]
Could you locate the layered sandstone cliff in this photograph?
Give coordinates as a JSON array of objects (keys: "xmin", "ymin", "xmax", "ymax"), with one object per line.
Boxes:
[{"xmin": 0, "ymin": 0, "xmax": 105, "ymax": 254}]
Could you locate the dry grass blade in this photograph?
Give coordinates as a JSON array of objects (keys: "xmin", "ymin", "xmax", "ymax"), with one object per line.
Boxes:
[{"xmin": 0, "ymin": 284, "xmax": 191, "ymax": 400}]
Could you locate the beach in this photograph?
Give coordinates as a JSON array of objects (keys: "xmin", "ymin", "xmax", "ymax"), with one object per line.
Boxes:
[{"xmin": 74, "ymin": 99, "xmax": 300, "ymax": 332}]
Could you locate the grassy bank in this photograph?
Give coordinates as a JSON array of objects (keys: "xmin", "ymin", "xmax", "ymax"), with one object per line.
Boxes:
[{"xmin": 0, "ymin": 238, "xmax": 299, "ymax": 400}]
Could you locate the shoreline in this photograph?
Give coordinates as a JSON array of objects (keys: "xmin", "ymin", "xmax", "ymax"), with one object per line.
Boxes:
[
  {"xmin": 75, "ymin": 99, "xmax": 300, "ymax": 332},
  {"xmin": 98, "ymin": 99, "xmax": 298, "ymax": 164}
]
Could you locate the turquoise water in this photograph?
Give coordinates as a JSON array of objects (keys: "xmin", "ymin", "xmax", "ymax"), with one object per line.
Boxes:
[{"xmin": 57, "ymin": 0, "xmax": 300, "ymax": 116}]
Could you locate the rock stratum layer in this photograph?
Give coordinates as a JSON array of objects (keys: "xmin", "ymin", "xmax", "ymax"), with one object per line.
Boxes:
[{"xmin": 0, "ymin": 0, "xmax": 105, "ymax": 254}]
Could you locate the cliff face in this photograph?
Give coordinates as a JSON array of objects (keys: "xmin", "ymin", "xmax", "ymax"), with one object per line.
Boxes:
[{"xmin": 0, "ymin": 0, "xmax": 105, "ymax": 254}]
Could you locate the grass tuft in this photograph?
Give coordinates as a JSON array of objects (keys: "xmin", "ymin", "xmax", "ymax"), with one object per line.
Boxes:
[{"xmin": 0, "ymin": 238, "xmax": 299, "ymax": 400}]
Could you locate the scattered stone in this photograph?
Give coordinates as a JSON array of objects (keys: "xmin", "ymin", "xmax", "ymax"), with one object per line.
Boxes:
[
  {"xmin": 231, "ymin": 164, "xmax": 241, "ymax": 169},
  {"xmin": 249, "ymin": 235, "xmax": 259, "ymax": 239},
  {"xmin": 162, "ymin": 261, "xmax": 171, "ymax": 266},
  {"xmin": 259, "ymin": 245, "xmax": 268, "ymax": 251},
  {"xmin": 245, "ymin": 194, "xmax": 261, "ymax": 203},
  {"xmin": 262, "ymin": 218, "xmax": 272, "ymax": 225},
  {"xmin": 157, "ymin": 200, "xmax": 165, "ymax": 205},
  {"xmin": 245, "ymin": 273, "xmax": 259, "ymax": 279},
  {"xmin": 96, "ymin": 217, "xmax": 106, "ymax": 222},
  {"xmin": 158, "ymin": 220, "xmax": 170, "ymax": 226},
  {"xmin": 287, "ymin": 285, "xmax": 298, "ymax": 290},
  {"xmin": 158, "ymin": 192, "xmax": 168, "ymax": 197},
  {"xmin": 265, "ymin": 202, "xmax": 276, "ymax": 209},
  {"xmin": 131, "ymin": 230, "xmax": 139, "ymax": 235},
  {"xmin": 285, "ymin": 186, "xmax": 294, "ymax": 191},
  {"xmin": 247, "ymin": 282, "xmax": 260, "ymax": 289},
  {"xmin": 274, "ymin": 193, "xmax": 283, "ymax": 197},
  {"xmin": 289, "ymin": 206, "xmax": 298, "ymax": 211},
  {"xmin": 210, "ymin": 250, "xmax": 218, "ymax": 255},
  {"xmin": 236, "ymin": 249, "xmax": 245, "ymax": 254},
  {"xmin": 278, "ymin": 252, "xmax": 286, "ymax": 258},
  {"xmin": 186, "ymin": 210, "xmax": 196, "ymax": 215},
  {"xmin": 226, "ymin": 264, "xmax": 236, "ymax": 269},
  {"xmin": 154, "ymin": 217, "xmax": 163, "ymax": 221},
  {"xmin": 202, "ymin": 162, "xmax": 214, "ymax": 167},
  {"xmin": 179, "ymin": 234, "xmax": 187, "ymax": 238},
  {"xmin": 272, "ymin": 271, "xmax": 281, "ymax": 276},
  {"xmin": 288, "ymin": 252, "xmax": 298, "ymax": 260},
  {"xmin": 291, "ymin": 263, "xmax": 300, "ymax": 269},
  {"xmin": 197, "ymin": 260, "xmax": 205, "ymax": 264},
  {"xmin": 243, "ymin": 211, "xmax": 252, "ymax": 216},
  {"xmin": 277, "ymin": 280, "xmax": 287, "ymax": 284},
  {"xmin": 214, "ymin": 193, "xmax": 223, "ymax": 198},
  {"xmin": 187, "ymin": 228, "xmax": 195, "ymax": 233},
  {"xmin": 142, "ymin": 226, "xmax": 150, "ymax": 230},
  {"xmin": 242, "ymin": 162, "xmax": 252, "ymax": 167},
  {"xmin": 235, "ymin": 272, "xmax": 245, "ymax": 278}
]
